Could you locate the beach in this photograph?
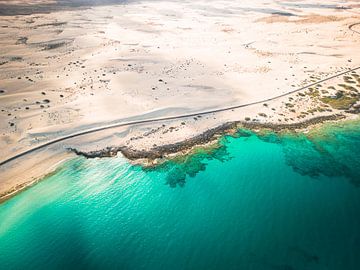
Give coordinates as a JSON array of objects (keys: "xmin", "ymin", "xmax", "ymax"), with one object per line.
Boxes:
[
  {"xmin": 1, "ymin": 1, "xmax": 360, "ymax": 269},
  {"xmin": 1, "ymin": 0, "xmax": 360, "ymax": 200}
]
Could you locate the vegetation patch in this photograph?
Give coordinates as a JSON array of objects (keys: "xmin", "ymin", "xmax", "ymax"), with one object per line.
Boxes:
[
  {"xmin": 343, "ymin": 76, "xmax": 356, "ymax": 84},
  {"xmin": 306, "ymin": 88, "xmax": 320, "ymax": 98},
  {"xmin": 338, "ymin": 84, "xmax": 357, "ymax": 91},
  {"xmin": 320, "ymin": 93, "xmax": 358, "ymax": 110}
]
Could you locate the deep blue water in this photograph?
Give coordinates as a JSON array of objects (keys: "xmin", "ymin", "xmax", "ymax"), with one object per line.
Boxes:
[{"xmin": 1, "ymin": 121, "xmax": 360, "ymax": 270}]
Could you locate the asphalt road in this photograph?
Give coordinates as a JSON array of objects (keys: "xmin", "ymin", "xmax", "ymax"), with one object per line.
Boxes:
[{"xmin": 1, "ymin": 65, "xmax": 359, "ymax": 167}]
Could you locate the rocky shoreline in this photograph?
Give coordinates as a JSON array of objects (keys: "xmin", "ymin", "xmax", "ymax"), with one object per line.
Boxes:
[
  {"xmin": 70, "ymin": 114, "xmax": 346, "ymax": 162},
  {"xmin": 0, "ymin": 114, "xmax": 352, "ymax": 204}
]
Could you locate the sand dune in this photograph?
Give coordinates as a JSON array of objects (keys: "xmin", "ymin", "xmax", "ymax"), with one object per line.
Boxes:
[{"xmin": 0, "ymin": 0, "xmax": 360, "ymax": 200}]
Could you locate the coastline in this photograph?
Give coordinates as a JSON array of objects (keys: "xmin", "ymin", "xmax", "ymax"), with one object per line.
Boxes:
[
  {"xmin": 1, "ymin": 0, "xmax": 360, "ymax": 203},
  {"xmin": 70, "ymin": 114, "xmax": 347, "ymax": 163},
  {"xmin": 0, "ymin": 151, "xmax": 73, "ymax": 203},
  {"xmin": 1, "ymin": 113, "xmax": 357, "ymax": 204},
  {"xmin": 2, "ymin": 2, "xmax": 360, "ymax": 268}
]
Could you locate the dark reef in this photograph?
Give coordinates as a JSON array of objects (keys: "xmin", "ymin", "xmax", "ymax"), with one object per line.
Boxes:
[{"xmin": 70, "ymin": 114, "xmax": 345, "ymax": 162}]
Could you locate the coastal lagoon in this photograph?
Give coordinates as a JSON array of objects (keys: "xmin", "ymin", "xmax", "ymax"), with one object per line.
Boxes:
[{"xmin": 1, "ymin": 122, "xmax": 360, "ymax": 270}]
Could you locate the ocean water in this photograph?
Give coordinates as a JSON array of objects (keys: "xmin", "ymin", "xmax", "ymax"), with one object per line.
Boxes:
[{"xmin": 1, "ymin": 122, "xmax": 360, "ymax": 270}]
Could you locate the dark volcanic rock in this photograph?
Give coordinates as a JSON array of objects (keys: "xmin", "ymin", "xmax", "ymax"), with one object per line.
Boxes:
[
  {"xmin": 70, "ymin": 114, "xmax": 345, "ymax": 162},
  {"xmin": 70, "ymin": 122, "xmax": 237, "ymax": 160}
]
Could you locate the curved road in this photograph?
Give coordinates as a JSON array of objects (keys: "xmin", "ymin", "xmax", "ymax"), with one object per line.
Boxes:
[
  {"xmin": 1, "ymin": 22, "xmax": 360, "ymax": 167},
  {"xmin": 349, "ymin": 22, "xmax": 360, "ymax": 35}
]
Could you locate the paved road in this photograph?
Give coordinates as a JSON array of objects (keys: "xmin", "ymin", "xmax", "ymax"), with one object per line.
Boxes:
[{"xmin": 1, "ymin": 23, "xmax": 359, "ymax": 167}]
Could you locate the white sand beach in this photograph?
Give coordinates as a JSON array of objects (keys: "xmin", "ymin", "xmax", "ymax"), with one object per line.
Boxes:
[{"xmin": 0, "ymin": 0, "xmax": 360, "ymax": 200}]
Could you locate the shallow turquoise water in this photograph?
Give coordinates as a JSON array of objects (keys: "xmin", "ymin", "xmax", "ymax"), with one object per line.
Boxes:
[{"xmin": 1, "ymin": 122, "xmax": 360, "ymax": 270}]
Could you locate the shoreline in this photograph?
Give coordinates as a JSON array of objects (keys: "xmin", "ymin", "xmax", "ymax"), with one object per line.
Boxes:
[
  {"xmin": 70, "ymin": 114, "xmax": 347, "ymax": 163},
  {"xmin": 1, "ymin": 65, "xmax": 359, "ymax": 168},
  {"xmin": 0, "ymin": 113, "xmax": 355, "ymax": 204},
  {"xmin": 0, "ymin": 151, "xmax": 73, "ymax": 204},
  {"xmin": 0, "ymin": 113, "xmax": 358, "ymax": 204},
  {"xmin": 1, "ymin": 0, "xmax": 360, "ymax": 204}
]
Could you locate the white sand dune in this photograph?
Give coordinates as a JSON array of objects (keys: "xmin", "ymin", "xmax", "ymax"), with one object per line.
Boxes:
[{"xmin": 0, "ymin": 0, "xmax": 360, "ymax": 200}]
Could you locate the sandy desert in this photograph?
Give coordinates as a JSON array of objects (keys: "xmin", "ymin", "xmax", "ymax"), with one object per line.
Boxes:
[{"xmin": 0, "ymin": 0, "xmax": 360, "ymax": 200}]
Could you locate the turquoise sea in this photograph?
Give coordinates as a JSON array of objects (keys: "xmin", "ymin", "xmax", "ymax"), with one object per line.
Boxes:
[{"xmin": 1, "ymin": 122, "xmax": 360, "ymax": 270}]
